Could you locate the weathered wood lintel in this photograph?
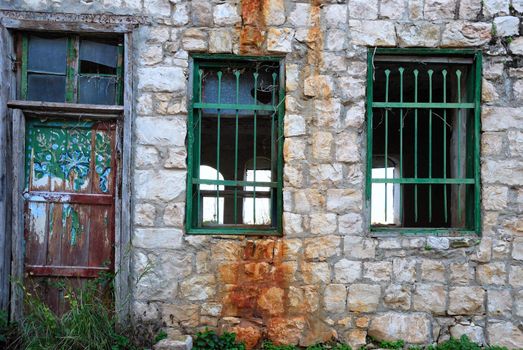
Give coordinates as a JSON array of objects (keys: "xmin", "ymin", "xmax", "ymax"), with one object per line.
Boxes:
[
  {"xmin": 0, "ymin": 11, "xmax": 147, "ymax": 33},
  {"xmin": 8, "ymin": 100, "xmax": 124, "ymax": 119}
]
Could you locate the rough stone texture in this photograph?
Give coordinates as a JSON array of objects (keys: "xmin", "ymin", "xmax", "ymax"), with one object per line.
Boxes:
[
  {"xmin": 3, "ymin": 0, "xmax": 523, "ymax": 348},
  {"xmin": 368, "ymin": 313, "xmax": 431, "ymax": 344}
]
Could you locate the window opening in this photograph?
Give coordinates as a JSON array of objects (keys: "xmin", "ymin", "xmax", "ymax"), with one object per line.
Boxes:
[
  {"xmin": 20, "ymin": 33, "xmax": 123, "ymax": 105},
  {"xmin": 186, "ymin": 57, "xmax": 284, "ymax": 235},
  {"xmin": 367, "ymin": 50, "xmax": 481, "ymax": 233}
]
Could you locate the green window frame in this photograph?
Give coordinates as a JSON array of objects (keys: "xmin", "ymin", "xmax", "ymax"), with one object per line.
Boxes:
[
  {"xmin": 366, "ymin": 48, "xmax": 482, "ymax": 235},
  {"xmin": 19, "ymin": 32, "xmax": 124, "ymax": 105},
  {"xmin": 186, "ymin": 54, "xmax": 284, "ymax": 235}
]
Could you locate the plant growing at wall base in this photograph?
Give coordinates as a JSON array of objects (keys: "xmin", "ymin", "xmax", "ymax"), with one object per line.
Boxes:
[
  {"xmin": 193, "ymin": 329, "xmax": 246, "ymax": 350},
  {"xmin": 379, "ymin": 339, "xmax": 405, "ymax": 349}
]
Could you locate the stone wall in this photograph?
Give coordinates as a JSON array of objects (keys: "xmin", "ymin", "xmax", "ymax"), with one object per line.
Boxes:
[{"xmin": 2, "ymin": 0, "xmax": 523, "ymax": 348}]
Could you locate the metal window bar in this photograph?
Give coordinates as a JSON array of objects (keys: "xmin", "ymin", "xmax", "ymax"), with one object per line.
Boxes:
[
  {"xmin": 187, "ymin": 58, "xmax": 283, "ymax": 235},
  {"xmin": 367, "ymin": 50, "xmax": 481, "ymax": 233}
]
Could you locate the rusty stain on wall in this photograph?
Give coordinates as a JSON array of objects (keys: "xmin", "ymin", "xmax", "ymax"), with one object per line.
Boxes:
[{"xmin": 239, "ymin": 0, "xmax": 266, "ymax": 55}]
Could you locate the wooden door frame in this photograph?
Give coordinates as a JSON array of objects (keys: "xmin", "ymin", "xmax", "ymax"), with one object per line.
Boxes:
[{"xmin": 0, "ymin": 12, "xmax": 138, "ymax": 322}]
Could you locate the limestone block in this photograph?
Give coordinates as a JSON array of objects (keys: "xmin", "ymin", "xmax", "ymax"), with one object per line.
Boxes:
[
  {"xmin": 450, "ymin": 262, "xmax": 473, "ymax": 285},
  {"xmin": 349, "ymin": 0, "xmax": 378, "ymax": 19},
  {"xmin": 396, "ymin": 22, "xmax": 440, "ymax": 47},
  {"xmin": 322, "ymin": 4, "xmax": 348, "ymax": 28},
  {"xmin": 482, "ymin": 106, "xmax": 522, "ymax": 131},
  {"xmin": 191, "ymin": 0, "xmax": 213, "ymax": 26},
  {"xmin": 180, "ymin": 274, "xmax": 216, "ymax": 301},
  {"xmin": 310, "ymin": 164, "xmax": 343, "ymax": 187},
  {"xmin": 424, "ymin": 0, "xmax": 457, "ymax": 20},
  {"xmin": 348, "ymin": 284, "xmax": 381, "ymax": 312},
  {"xmin": 408, "ymin": 0, "xmax": 424, "ymax": 19},
  {"xmin": 154, "ymin": 337, "xmax": 192, "ymax": 350},
  {"xmin": 336, "ymin": 77, "xmax": 365, "ymax": 103},
  {"xmin": 288, "ymin": 286, "xmax": 319, "ymax": 314},
  {"xmin": 334, "ymin": 259, "xmax": 362, "ymax": 283},
  {"xmin": 267, "ymin": 28, "xmax": 294, "ymax": 53},
  {"xmin": 380, "ymin": 0, "xmax": 406, "ymax": 19},
  {"xmin": 283, "ymin": 138, "xmax": 306, "ymax": 161},
  {"xmin": 515, "ymin": 290, "xmax": 523, "ymax": 317},
  {"xmin": 441, "ymin": 22, "xmax": 491, "ymax": 47},
  {"xmin": 302, "ymin": 261, "xmax": 331, "ymax": 284},
  {"xmin": 138, "ymin": 44, "xmax": 163, "ymax": 66},
  {"xmin": 477, "ymin": 262, "xmax": 506, "ymax": 285},
  {"xmin": 182, "ymin": 28, "xmax": 208, "ymax": 51},
  {"xmin": 209, "ymin": 29, "xmax": 233, "ymax": 53},
  {"xmin": 162, "ymin": 304, "xmax": 199, "ymax": 328},
  {"xmin": 210, "ymin": 241, "xmax": 242, "ymax": 262},
  {"xmin": 304, "ymin": 75, "xmax": 334, "ymax": 98},
  {"xmin": 449, "ymin": 324, "xmax": 485, "ymax": 345},
  {"xmin": 421, "ymin": 260, "xmax": 446, "ymax": 282},
  {"xmin": 327, "ymin": 189, "xmax": 362, "ymax": 213},
  {"xmin": 512, "ymin": 237, "xmax": 523, "ymax": 260},
  {"xmin": 309, "ymin": 213, "xmax": 338, "ymax": 235},
  {"xmin": 336, "ymin": 131, "xmax": 360, "ymax": 163},
  {"xmin": 325, "ymin": 30, "xmax": 346, "ymax": 51},
  {"xmin": 134, "ymin": 203, "xmax": 156, "ymax": 226},
  {"xmin": 487, "ymin": 289, "xmax": 512, "ymax": 317},
  {"xmin": 413, "ymin": 284, "xmax": 446, "ymax": 315},
  {"xmin": 133, "ymin": 228, "xmax": 183, "ymax": 249},
  {"xmin": 339, "ymin": 213, "xmax": 364, "ymax": 236},
  {"xmin": 383, "ymin": 284, "xmax": 411, "ymax": 310},
  {"xmin": 229, "ymin": 323, "xmax": 262, "ymax": 350},
  {"xmin": 368, "ymin": 313, "xmax": 431, "ymax": 344},
  {"xmin": 284, "ymin": 164, "xmax": 305, "ymax": 188},
  {"xmin": 364, "ymin": 261, "xmax": 392, "ymax": 282},
  {"xmin": 482, "ymin": 159, "xmax": 523, "ymax": 185},
  {"xmin": 448, "ymin": 287, "xmax": 485, "ymax": 315},
  {"xmin": 513, "ymin": 80, "xmax": 523, "ymax": 101},
  {"xmin": 284, "ymin": 115, "xmax": 306, "ymax": 138},
  {"xmin": 135, "ymin": 145, "xmax": 160, "ymax": 168},
  {"xmin": 483, "ymin": 186, "xmax": 508, "ymax": 211},
  {"xmin": 312, "ymin": 132, "xmax": 333, "ymax": 161},
  {"xmin": 164, "ymin": 202, "xmax": 184, "ymax": 227},
  {"xmin": 267, "ymin": 317, "xmax": 306, "ymax": 346},
  {"xmin": 172, "ymin": 3, "xmax": 189, "ymax": 26},
  {"xmin": 481, "ymin": 132, "xmax": 504, "ymax": 157},
  {"xmin": 263, "ymin": 0, "xmax": 285, "ymax": 26},
  {"xmin": 510, "ymin": 36, "xmax": 523, "ymax": 55},
  {"xmin": 288, "ymin": 3, "xmax": 311, "ymax": 26},
  {"xmin": 427, "ymin": 236, "xmax": 450, "ymax": 250},
  {"xmin": 133, "ymin": 301, "xmax": 160, "ymax": 322},
  {"xmin": 344, "ymin": 236, "xmax": 377, "ymax": 259},
  {"xmin": 349, "ymin": 20, "xmax": 396, "ymax": 46},
  {"xmin": 137, "ymin": 67, "xmax": 185, "ymax": 92},
  {"xmin": 344, "ymin": 101, "xmax": 365, "ymax": 129},
  {"xmin": 393, "ymin": 258, "xmax": 417, "ymax": 283},
  {"xmin": 509, "ymin": 265, "xmax": 523, "ymax": 287},
  {"xmin": 136, "ymin": 117, "xmax": 185, "ymax": 147},
  {"xmin": 285, "ymin": 65, "xmax": 299, "ymax": 92},
  {"xmin": 324, "ymin": 284, "xmax": 347, "ymax": 312},
  {"xmin": 135, "ymin": 170, "xmax": 186, "ymax": 201},
  {"xmin": 493, "ymin": 16, "xmax": 520, "ymax": 37},
  {"xmin": 144, "ymin": 0, "xmax": 170, "ymax": 17},
  {"xmin": 258, "ymin": 287, "xmax": 285, "ymax": 315},
  {"xmin": 488, "ymin": 321, "xmax": 523, "ymax": 349},
  {"xmin": 481, "ymin": 79, "xmax": 499, "ymax": 102},
  {"xmin": 213, "ymin": 3, "xmax": 240, "ymax": 25},
  {"xmin": 483, "ymin": 0, "xmax": 510, "ymax": 17},
  {"xmin": 459, "ymin": 0, "xmax": 482, "ymax": 19},
  {"xmin": 304, "ymin": 236, "xmax": 341, "ymax": 260},
  {"xmin": 164, "ymin": 147, "xmax": 186, "ymax": 169}
]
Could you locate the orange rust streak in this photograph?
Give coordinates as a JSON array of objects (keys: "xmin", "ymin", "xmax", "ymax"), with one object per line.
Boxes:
[{"xmin": 239, "ymin": 0, "xmax": 266, "ymax": 55}]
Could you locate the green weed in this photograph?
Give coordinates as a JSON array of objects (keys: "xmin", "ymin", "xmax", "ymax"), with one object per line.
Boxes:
[{"xmin": 193, "ymin": 328, "xmax": 246, "ymax": 350}]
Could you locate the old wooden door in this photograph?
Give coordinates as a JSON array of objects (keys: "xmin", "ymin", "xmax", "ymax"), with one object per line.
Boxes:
[{"xmin": 23, "ymin": 119, "xmax": 117, "ymax": 314}]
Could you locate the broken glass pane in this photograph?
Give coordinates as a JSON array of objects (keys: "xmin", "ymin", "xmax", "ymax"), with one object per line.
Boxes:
[
  {"xmin": 79, "ymin": 40, "xmax": 118, "ymax": 75},
  {"xmin": 28, "ymin": 36, "xmax": 67, "ymax": 74},
  {"xmin": 79, "ymin": 76, "xmax": 117, "ymax": 105},
  {"xmin": 27, "ymin": 74, "xmax": 66, "ymax": 102}
]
